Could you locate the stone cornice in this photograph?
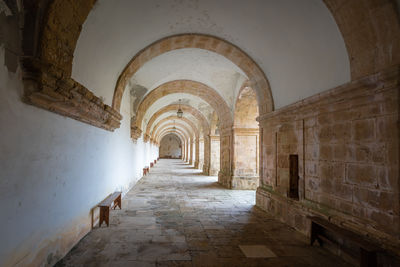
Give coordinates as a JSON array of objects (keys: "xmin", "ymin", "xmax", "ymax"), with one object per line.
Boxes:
[{"xmin": 22, "ymin": 60, "xmax": 122, "ymax": 131}]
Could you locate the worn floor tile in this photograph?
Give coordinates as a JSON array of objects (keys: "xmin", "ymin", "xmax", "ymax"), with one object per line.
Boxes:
[{"xmin": 56, "ymin": 159, "xmax": 351, "ymax": 267}]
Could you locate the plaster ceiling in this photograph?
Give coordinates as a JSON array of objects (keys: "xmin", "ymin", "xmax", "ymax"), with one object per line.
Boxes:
[
  {"xmin": 130, "ymin": 48, "xmax": 247, "ymax": 110},
  {"xmin": 72, "ymin": 0, "xmax": 350, "ymax": 110}
]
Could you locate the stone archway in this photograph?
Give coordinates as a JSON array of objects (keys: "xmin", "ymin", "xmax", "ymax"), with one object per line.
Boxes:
[
  {"xmin": 232, "ymin": 83, "xmax": 260, "ymax": 189},
  {"xmin": 132, "ymin": 80, "xmax": 232, "ymax": 177},
  {"xmin": 144, "ymin": 104, "xmax": 211, "ymax": 173},
  {"xmin": 157, "ymin": 127, "xmax": 192, "ymax": 162},
  {"xmin": 112, "ymin": 34, "xmax": 274, "ymax": 115},
  {"xmin": 131, "ymin": 80, "xmax": 231, "ymax": 139},
  {"xmin": 151, "ymin": 116, "xmax": 200, "ymax": 167}
]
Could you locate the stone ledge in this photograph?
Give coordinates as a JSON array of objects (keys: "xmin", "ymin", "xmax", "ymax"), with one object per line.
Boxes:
[{"xmin": 22, "ymin": 63, "xmax": 122, "ymax": 131}]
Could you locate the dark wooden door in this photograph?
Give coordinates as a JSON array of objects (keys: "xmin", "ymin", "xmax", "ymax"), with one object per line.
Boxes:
[{"xmin": 289, "ymin": 154, "xmax": 299, "ymax": 199}]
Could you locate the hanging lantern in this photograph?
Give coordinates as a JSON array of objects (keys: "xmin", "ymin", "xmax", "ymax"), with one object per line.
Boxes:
[{"xmin": 177, "ymin": 99, "xmax": 183, "ymax": 118}]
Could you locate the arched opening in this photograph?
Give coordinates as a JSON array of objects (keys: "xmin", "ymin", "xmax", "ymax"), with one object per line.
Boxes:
[
  {"xmin": 232, "ymin": 85, "xmax": 260, "ymax": 189},
  {"xmin": 159, "ymin": 134, "xmax": 182, "ymax": 159}
]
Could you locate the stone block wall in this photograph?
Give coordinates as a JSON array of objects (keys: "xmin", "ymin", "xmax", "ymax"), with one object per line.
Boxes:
[
  {"xmin": 256, "ymin": 66, "xmax": 399, "ymax": 254},
  {"xmin": 231, "ymin": 128, "xmax": 259, "ymax": 189}
]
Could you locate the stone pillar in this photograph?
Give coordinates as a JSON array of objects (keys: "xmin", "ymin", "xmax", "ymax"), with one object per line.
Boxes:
[
  {"xmin": 182, "ymin": 141, "xmax": 186, "ymax": 161},
  {"xmin": 203, "ymin": 136, "xmax": 211, "ymax": 175},
  {"xmin": 194, "ymin": 138, "xmax": 200, "ymax": 169},
  {"xmin": 231, "ymin": 128, "xmax": 259, "ymax": 189},
  {"xmin": 189, "ymin": 139, "xmax": 194, "ymax": 165},
  {"xmin": 218, "ymin": 127, "xmax": 233, "ymax": 188},
  {"xmin": 197, "ymin": 137, "xmax": 204, "ymax": 170},
  {"xmin": 185, "ymin": 141, "xmax": 189, "ymax": 162},
  {"xmin": 209, "ymin": 135, "xmax": 220, "ymax": 176}
]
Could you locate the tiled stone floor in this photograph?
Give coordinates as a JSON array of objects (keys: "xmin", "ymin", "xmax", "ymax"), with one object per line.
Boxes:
[{"xmin": 56, "ymin": 159, "xmax": 351, "ymax": 267}]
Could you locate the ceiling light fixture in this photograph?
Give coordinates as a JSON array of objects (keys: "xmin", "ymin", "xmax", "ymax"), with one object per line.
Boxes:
[{"xmin": 177, "ymin": 99, "xmax": 183, "ymax": 118}]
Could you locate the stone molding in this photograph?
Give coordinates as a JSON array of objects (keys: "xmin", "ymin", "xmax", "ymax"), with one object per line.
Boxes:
[{"xmin": 22, "ymin": 61, "xmax": 122, "ymax": 131}]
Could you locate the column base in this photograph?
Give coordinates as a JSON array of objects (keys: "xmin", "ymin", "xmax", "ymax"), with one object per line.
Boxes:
[
  {"xmin": 218, "ymin": 172, "xmax": 232, "ymax": 189},
  {"xmin": 209, "ymin": 168, "xmax": 219, "ymax": 176},
  {"xmin": 231, "ymin": 176, "xmax": 259, "ymax": 190},
  {"xmin": 202, "ymin": 164, "xmax": 209, "ymax": 175}
]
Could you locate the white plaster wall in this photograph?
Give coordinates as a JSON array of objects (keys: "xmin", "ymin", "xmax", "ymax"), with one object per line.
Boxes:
[
  {"xmin": 0, "ymin": 46, "xmax": 158, "ymax": 266},
  {"xmin": 73, "ymin": 0, "xmax": 350, "ymax": 109}
]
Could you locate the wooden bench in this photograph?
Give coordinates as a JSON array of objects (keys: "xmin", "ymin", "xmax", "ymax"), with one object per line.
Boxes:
[
  {"xmin": 98, "ymin": 191, "xmax": 122, "ymax": 227},
  {"xmin": 308, "ymin": 216, "xmax": 381, "ymax": 267}
]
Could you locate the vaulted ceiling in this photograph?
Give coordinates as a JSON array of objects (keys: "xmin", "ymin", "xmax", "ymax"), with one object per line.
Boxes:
[{"xmin": 71, "ymin": 0, "xmax": 351, "ymax": 142}]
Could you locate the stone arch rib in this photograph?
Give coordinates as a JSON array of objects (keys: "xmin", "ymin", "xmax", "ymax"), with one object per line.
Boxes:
[
  {"xmin": 145, "ymin": 104, "xmax": 209, "ymax": 141},
  {"xmin": 132, "ymin": 80, "xmax": 229, "ymax": 140},
  {"xmin": 151, "ymin": 116, "xmax": 199, "ymax": 142}
]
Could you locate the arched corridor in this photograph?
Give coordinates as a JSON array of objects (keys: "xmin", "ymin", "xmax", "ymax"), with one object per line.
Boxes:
[
  {"xmin": 57, "ymin": 159, "xmax": 350, "ymax": 267},
  {"xmin": 1, "ymin": 0, "xmax": 400, "ymax": 266}
]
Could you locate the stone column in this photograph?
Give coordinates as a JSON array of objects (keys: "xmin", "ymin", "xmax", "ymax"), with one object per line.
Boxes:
[
  {"xmin": 196, "ymin": 138, "xmax": 204, "ymax": 170},
  {"xmin": 194, "ymin": 138, "xmax": 200, "ymax": 169},
  {"xmin": 189, "ymin": 139, "xmax": 194, "ymax": 165},
  {"xmin": 182, "ymin": 141, "xmax": 186, "ymax": 161},
  {"xmin": 209, "ymin": 135, "xmax": 220, "ymax": 176},
  {"xmin": 231, "ymin": 127, "xmax": 259, "ymax": 189},
  {"xmin": 203, "ymin": 136, "xmax": 211, "ymax": 175},
  {"xmin": 185, "ymin": 141, "xmax": 189, "ymax": 162},
  {"xmin": 217, "ymin": 127, "xmax": 232, "ymax": 188}
]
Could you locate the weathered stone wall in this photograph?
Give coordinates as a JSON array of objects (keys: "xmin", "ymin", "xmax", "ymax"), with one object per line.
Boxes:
[
  {"xmin": 159, "ymin": 134, "xmax": 181, "ymax": 159},
  {"xmin": 256, "ymin": 66, "xmax": 400, "ymax": 254}
]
